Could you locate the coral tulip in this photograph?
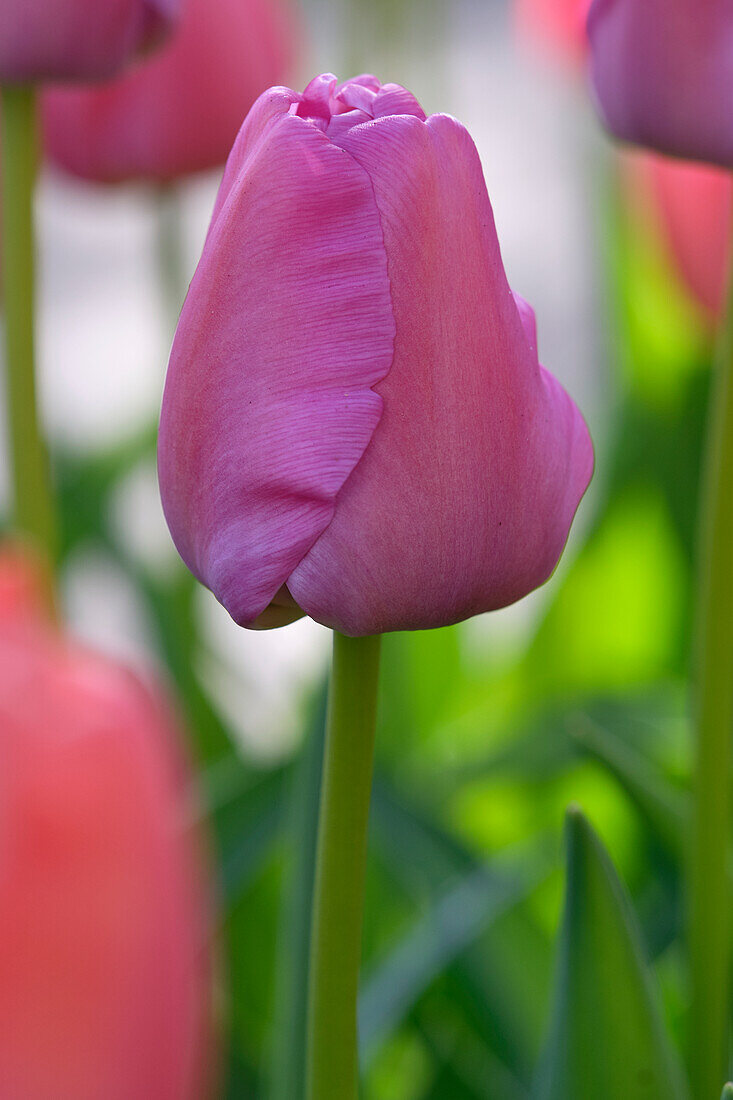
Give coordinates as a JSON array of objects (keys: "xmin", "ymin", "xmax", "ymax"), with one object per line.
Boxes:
[
  {"xmin": 514, "ymin": 0, "xmax": 589, "ymax": 65},
  {"xmin": 42, "ymin": 0, "xmax": 296, "ymax": 182},
  {"xmin": 0, "ymin": 0, "xmax": 180, "ymax": 84},
  {"xmin": 158, "ymin": 73, "xmax": 594, "ymax": 637},
  {"xmin": 626, "ymin": 153, "xmax": 732, "ymax": 319},
  {"xmin": 0, "ymin": 549, "xmax": 211, "ymax": 1100},
  {"xmin": 587, "ymin": 0, "xmax": 733, "ymax": 167}
]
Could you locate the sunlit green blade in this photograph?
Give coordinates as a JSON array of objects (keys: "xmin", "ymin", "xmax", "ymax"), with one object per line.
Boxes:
[{"xmin": 535, "ymin": 808, "xmax": 688, "ymax": 1100}]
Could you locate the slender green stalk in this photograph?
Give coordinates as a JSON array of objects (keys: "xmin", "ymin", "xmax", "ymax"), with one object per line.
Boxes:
[
  {"xmin": 688, "ymin": 228, "xmax": 733, "ymax": 1098},
  {"xmin": 306, "ymin": 632, "xmax": 382, "ymax": 1100},
  {"xmin": 1, "ymin": 85, "xmax": 56, "ymax": 562}
]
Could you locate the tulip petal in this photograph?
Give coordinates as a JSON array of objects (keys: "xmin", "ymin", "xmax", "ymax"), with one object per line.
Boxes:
[
  {"xmin": 158, "ymin": 110, "xmax": 396, "ymax": 626},
  {"xmin": 288, "ymin": 112, "xmax": 593, "ymax": 634},
  {"xmin": 588, "ymin": 0, "xmax": 733, "ymax": 167}
]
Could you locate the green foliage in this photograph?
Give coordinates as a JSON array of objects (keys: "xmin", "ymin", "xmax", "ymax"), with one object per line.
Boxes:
[{"xmin": 535, "ymin": 809, "xmax": 688, "ymax": 1100}]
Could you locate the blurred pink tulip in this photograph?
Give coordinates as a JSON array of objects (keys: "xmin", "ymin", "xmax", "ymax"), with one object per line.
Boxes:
[
  {"xmin": 626, "ymin": 154, "xmax": 732, "ymax": 320},
  {"xmin": 0, "ymin": 550, "xmax": 211, "ymax": 1100},
  {"xmin": 0, "ymin": 0, "xmax": 180, "ymax": 84},
  {"xmin": 514, "ymin": 0, "xmax": 589, "ymax": 65},
  {"xmin": 42, "ymin": 0, "xmax": 297, "ymax": 182},
  {"xmin": 588, "ymin": 0, "xmax": 733, "ymax": 167},
  {"xmin": 158, "ymin": 74, "xmax": 594, "ymax": 637}
]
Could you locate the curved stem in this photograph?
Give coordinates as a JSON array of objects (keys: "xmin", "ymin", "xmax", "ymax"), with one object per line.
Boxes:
[
  {"xmin": 688, "ymin": 225, "xmax": 733, "ymax": 1098},
  {"xmin": 1, "ymin": 85, "xmax": 56, "ymax": 565},
  {"xmin": 306, "ymin": 632, "xmax": 382, "ymax": 1100}
]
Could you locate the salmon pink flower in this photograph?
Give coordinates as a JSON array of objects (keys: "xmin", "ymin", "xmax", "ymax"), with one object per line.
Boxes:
[
  {"xmin": 42, "ymin": 0, "xmax": 296, "ymax": 182},
  {"xmin": 588, "ymin": 0, "xmax": 733, "ymax": 167},
  {"xmin": 158, "ymin": 74, "xmax": 594, "ymax": 637},
  {"xmin": 514, "ymin": 0, "xmax": 590, "ymax": 66},
  {"xmin": 0, "ymin": 549, "xmax": 211, "ymax": 1100},
  {"xmin": 0, "ymin": 0, "xmax": 180, "ymax": 84},
  {"xmin": 625, "ymin": 153, "xmax": 732, "ymax": 320}
]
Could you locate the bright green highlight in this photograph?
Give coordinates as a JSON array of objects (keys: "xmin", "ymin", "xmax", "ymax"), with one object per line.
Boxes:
[
  {"xmin": 1, "ymin": 85, "xmax": 56, "ymax": 562},
  {"xmin": 688, "ymin": 237, "xmax": 733, "ymax": 1100},
  {"xmin": 306, "ymin": 632, "xmax": 382, "ymax": 1100}
]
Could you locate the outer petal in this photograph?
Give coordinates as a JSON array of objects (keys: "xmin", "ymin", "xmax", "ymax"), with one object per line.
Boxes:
[
  {"xmin": 0, "ymin": 0, "xmax": 177, "ymax": 84},
  {"xmin": 158, "ymin": 109, "xmax": 395, "ymax": 627},
  {"xmin": 0, "ymin": 619, "xmax": 210, "ymax": 1098},
  {"xmin": 42, "ymin": 0, "xmax": 295, "ymax": 181},
  {"xmin": 588, "ymin": 0, "xmax": 733, "ymax": 167},
  {"xmin": 288, "ymin": 113, "xmax": 593, "ymax": 635}
]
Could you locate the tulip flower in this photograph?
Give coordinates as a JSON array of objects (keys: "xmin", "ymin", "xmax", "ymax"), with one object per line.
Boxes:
[
  {"xmin": 514, "ymin": 0, "xmax": 589, "ymax": 65},
  {"xmin": 43, "ymin": 0, "xmax": 296, "ymax": 182},
  {"xmin": 0, "ymin": 549, "xmax": 211, "ymax": 1100},
  {"xmin": 0, "ymin": 0, "xmax": 180, "ymax": 85},
  {"xmin": 587, "ymin": 0, "xmax": 733, "ymax": 167},
  {"xmin": 626, "ymin": 153, "xmax": 732, "ymax": 320},
  {"xmin": 158, "ymin": 73, "xmax": 594, "ymax": 638}
]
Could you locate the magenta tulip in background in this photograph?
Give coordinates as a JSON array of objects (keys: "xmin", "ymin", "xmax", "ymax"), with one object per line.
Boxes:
[
  {"xmin": 42, "ymin": 0, "xmax": 296, "ymax": 182},
  {"xmin": 587, "ymin": 0, "xmax": 733, "ymax": 167},
  {"xmin": 158, "ymin": 74, "xmax": 594, "ymax": 637},
  {"xmin": 0, "ymin": 549, "xmax": 211, "ymax": 1100},
  {"xmin": 0, "ymin": 0, "xmax": 179, "ymax": 84}
]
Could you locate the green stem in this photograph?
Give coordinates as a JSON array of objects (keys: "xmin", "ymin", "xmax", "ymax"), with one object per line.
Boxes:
[
  {"xmin": 688, "ymin": 229, "xmax": 733, "ymax": 1098},
  {"xmin": 1, "ymin": 85, "xmax": 56, "ymax": 563},
  {"xmin": 306, "ymin": 632, "xmax": 382, "ymax": 1100}
]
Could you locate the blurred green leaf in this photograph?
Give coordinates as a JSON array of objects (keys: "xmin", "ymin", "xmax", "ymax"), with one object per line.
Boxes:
[
  {"xmin": 215, "ymin": 765, "xmax": 287, "ymax": 907},
  {"xmin": 360, "ymin": 859, "xmax": 545, "ymax": 1066},
  {"xmin": 570, "ymin": 716, "xmax": 687, "ymax": 859},
  {"xmin": 268, "ymin": 687, "xmax": 327, "ymax": 1100},
  {"xmin": 534, "ymin": 808, "xmax": 688, "ymax": 1100},
  {"xmin": 721, "ymin": 1085, "xmax": 733, "ymax": 1099}
]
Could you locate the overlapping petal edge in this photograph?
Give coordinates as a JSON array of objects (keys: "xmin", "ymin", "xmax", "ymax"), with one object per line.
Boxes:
[{"xmin": 159, "ymin": 75, "xmax": 402, "ymax": 628}]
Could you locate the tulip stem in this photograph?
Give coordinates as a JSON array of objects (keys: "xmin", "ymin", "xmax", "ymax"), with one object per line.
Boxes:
[
  {"xmin": 688, "ymin": 222, "xmax": 733, "ymax": 1098},
  {"xmin": 306, "ymin": 632, "xmax": 381, "ymax": 1100},
  {"xmin": 1, "ymin": 85, "xmax": 56, "ymax": 566}
]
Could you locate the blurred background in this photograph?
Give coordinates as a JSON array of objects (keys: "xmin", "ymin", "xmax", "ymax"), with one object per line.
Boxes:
[{"xmin": 3, "ymin": 0, "xmax": 728, "ymax": 1094}]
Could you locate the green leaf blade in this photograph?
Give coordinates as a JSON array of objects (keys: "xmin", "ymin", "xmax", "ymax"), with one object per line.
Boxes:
[{"xmin": 535, "ymin": 807, "xmax": 688, "ymax": 1100}]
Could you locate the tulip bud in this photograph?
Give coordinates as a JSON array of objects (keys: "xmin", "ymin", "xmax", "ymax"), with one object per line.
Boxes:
[
  {"xmin": 625, "ymin": 153, "xmax": 732, "ymax": 320},
  {"xmin": 42, "ymin": 0, "xmax": 296, "ymax": 182},
  {"xmin": 158, "ymin": 74, "xmax": 594, "ymax": 637},
  {"xmin": 0, "ymin": 0, "xmax": 180, "ymax": 85},
  {"xmin": 0, "ymin": 549, "xmax": 211, "ymax": 1099},
  {"xmin": 514, "ymin": 0, "xmax": 590, "ymax": 66},
  {"xmin": 587, "ymin": 0, "xmax": 733, "ymax": 167}
]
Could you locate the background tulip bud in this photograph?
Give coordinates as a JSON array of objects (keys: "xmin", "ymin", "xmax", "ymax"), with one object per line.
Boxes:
[
  {"xmin": 625, "ymin": 153, "xmax": 732, "ymax": 320},
  {"xmin": 0, "ymin": 549, "xmax": 212, "ymax": 1100},
  {"xmin": 158, "ymin": 74, "xmax": 594, "ymax": 637},
  {"xmin": 587, "ymin": 0, "xmax": 733, "ymax": 167},
  {"xmin": 0, "ymin": 0, "xmax": 180, "ymax": 84},
  {"xmin": 42, "ymin": 0, "xmax": 296, "ymax": 182}
]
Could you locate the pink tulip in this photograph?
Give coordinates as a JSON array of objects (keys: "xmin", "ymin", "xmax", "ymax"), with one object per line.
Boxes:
[
  {"xmin": 42, "ymin": 0, "xmax": 296, "ymax": 182},
  {"xmin": 625, "ymin": 153, "xmax": 732, "ymax": 320},
  {"xmin": 0, "ymin": 549, "xmax": 211, "ymax": 1099},
  {"xmin": 0, "ymin": 0, "xmax": 180, "ymax": 84},
  {"xmin": 158, "ymin": 74, "xmax": 594, "ymax": 637},
  {"xmin": 587, "ymin": 0, "xmax": 733, "ymax": 167},
  {"xmin": 514, "ymin": 0, "xmax": 589, "ymax": 66}
]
